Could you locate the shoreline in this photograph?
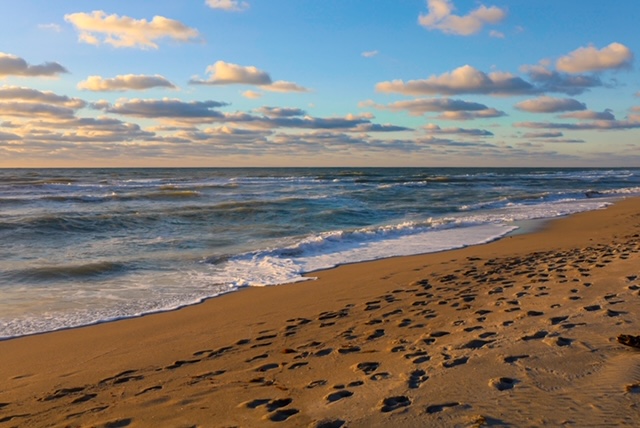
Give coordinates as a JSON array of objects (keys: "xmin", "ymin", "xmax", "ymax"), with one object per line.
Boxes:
[{"xmin": 2, "ymin": 197, "xmax": 640, "ymax": 426}]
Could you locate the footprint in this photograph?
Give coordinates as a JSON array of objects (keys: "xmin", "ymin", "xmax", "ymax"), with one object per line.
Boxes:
[
  {"xmin": 489, "ymin": 377, "xmax": 517, "ymax": 391},
  {"xmin": 337, "ymin": 346, "xmax": 361, "ymax": 354},
  {"xmin": 380, "ymin": 396, "xmax": 411, "ymax": 413},
  {"xmin": 367, "ymin": 329, "xmax": 385, "ymax": 340},
  {"xmin": 503, "ymin": 354, "xmax": 529, "ymax": 363},
  {"xmin": 550, "ymin": 316, "xmax": 569, "ymax": 325},
  {"xmin": 256, "ymin": 363, "xmax": 280, "ymax": 372},
  {"xmin": 462, "ymin": 339, "xmax": 493, "ymax": 349},
  {"xmin": 355, "ymin": 362, "xmax": 380, "ymax": 375},
  {"xmin": 312, "ymin": 419, "xmax": 346, "ymax": 428},
  {"xmin": 370, "ymin": 372, "xmax": 391, "ymax": 381},
  {"xmin": 288, "ymin": 362, "xmax": 309, "ymax": 370},
  {"xmin": 408, "ymin": 369, "xmax": 428, "ymax": 388},
  {"xmin": 307, "ymin": 380, "xmax": 327, "ymax": 389},
  {"xmin": 326, "ymin": 390, "xmax": 353, "ymax": 403},
  {"xmin": 266, "ymin": 398, "xmax": 293, "ymax": 412},
  {"xmin": 426, "ymin": 402, "xmax": 460, "ymax": 413},
  {"xmin": 442, "ymin": 357, "xmax": 468, "ymax": 368},
  {"xmin": 268, "ymin": 408, "xmax": 299, "ymax": 422},
  {"xmin": 521, "ymin": 331, "xmax": 548, "ymax": 341}
]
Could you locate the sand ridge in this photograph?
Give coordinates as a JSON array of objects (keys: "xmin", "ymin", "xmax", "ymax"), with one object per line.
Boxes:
[{"xmin": 2, "ymin": 199, "xmax": 640, "ymax": 427}]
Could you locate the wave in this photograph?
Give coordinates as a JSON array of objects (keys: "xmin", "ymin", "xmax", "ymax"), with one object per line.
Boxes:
[{"xmin": 2, "ymin": 261, "xmax": 127, "ymax": 283}]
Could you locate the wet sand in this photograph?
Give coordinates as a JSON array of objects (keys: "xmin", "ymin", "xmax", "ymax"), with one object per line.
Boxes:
[{"xmin": 2, "ymin": 198, "xmax": 640, "ymax": 427}]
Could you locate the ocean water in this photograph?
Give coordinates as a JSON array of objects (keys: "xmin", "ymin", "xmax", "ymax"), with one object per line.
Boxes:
[{"xmin": 1, "ymin": 167, "xmax": 639, "ymax": 339}]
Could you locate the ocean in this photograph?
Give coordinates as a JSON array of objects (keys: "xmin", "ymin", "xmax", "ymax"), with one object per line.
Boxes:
[{"xmin": 1, "ymin": 167, "xmax": 639, "ymax": 339}]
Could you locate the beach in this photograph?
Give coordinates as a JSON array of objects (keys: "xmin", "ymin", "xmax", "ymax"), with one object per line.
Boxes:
[{"xmin": 2, "ymin": 197, "xmax": 640, "ymax": 427}]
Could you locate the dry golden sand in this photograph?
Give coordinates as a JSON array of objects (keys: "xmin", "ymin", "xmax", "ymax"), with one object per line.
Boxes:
[{"xmin": 2, "ymin": 198, "xmax": 640, "ymax": 427}]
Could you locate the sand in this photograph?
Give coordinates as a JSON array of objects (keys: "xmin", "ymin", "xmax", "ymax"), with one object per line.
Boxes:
[{"xmin": 2, "ymin": 198, "xmax": 640, "ymax": 427}]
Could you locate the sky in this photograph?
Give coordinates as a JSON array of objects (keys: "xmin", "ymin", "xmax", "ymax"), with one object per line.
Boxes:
[{"xmin": 0, "ymin": 0, "xmax": 639, "ymax": 167}]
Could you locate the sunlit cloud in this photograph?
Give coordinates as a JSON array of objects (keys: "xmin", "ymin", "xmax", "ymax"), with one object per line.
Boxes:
[
  {"xmin": 375, "ymin": 65, "xmax": 534, "ymax": 96},
  {"xmin": 97, "ymin": 98, "xmax": 228, "ymax": 118},
  {"xmin": 262, "ymin": 81, "xmax": 310, "ymax": 93},
  {"xmin": 521, "ymin": 63, "xmax": 602, "ymax": 95},
  {"xmin": 0, "ymin": 86, "xmax": 85, "ymax": 108},
  {"xmin": 489, "ymin": 30, "xmax": 504, "ymax": 39},
  {"xmin": 515, "ymin": 119, "xmax": 640, "ymax": 131},
  {"xmin": 436, "ymin": 108, "xmax": 506, "ymax": 120},
  {"xmin": 256, "ymin": 107, "xmax": 307, "ymax": 117},
  {"xmin": 242, "ymin": 90, "xmax": 262, "ymax": 99},
  {"xmin": 190, "ymin": 61, "xmax": 310, "ymax": 92},
  {"xmin": 362, "ymin": 50, "xmax": 379, "ymax": 58},
  {"xmin": 0, "ymin": 53, "xmax": 68, "ymax": 78},
  {"xmin": 78, "ymin": 74, "xmax": 176, "ymax": 91},
  {"xmin": 423, "ymin": 123, "xmax": 494, "ymax": 136},
  {"xmin": 515, "ymin": 96, "xmax": 586, "ymax": 113},
  {"xmin": 418, "ymin": 0, "xmax": 506, "ymax": 36},
  {"xmin": 363, "ymin": 97, "xmax": 492, "ymax": 115},
  {"xmin": 558, "ymin": 110, "xmax": 615, "ymax": 121},
  {"xmin": 205, "ymin": 0, "xmax": 249, "ymax": 12},
  {"xmin": 64, "ymin": 11, "xmax": 201, "ymax": 49},
  {"xmin": 556, "ymin": 42, "xmax": 633, "ymax": 73}
]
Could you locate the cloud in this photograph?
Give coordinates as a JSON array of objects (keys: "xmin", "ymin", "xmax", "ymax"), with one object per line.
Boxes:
[
  {"xmin": 515, "ymin": 96, "xmax": 586, "ymax": 113},
  {"xmin": 521, "ymin": 64, "xmax": 602, "ymax": 95},
  {"xmin": 362, "ymin": 50, "xmax": 379, "ymax": 58},
  {"xmin": 556, "ymin": 42, "xmax": 633, "ymax": 73},
  {"xmin": 0, "ymin": 130, "xmax": 21, "ymax": 141},
  {"xmin": 205, "ymin": 0, "xmax": 249, "ymax": 12},
  {"xmin": 0, "ymin": 102, "xmax": 77, "ymax": 119},
  {"xmin": 0, "ymin": 86, "xmax": 85, "ymax": 108},
  {"xmin": 423, "ymin": 123, "xmax": 493, "ymax": 136},
  {"xmin": 98, "ymin": 98, "xmax": 228, "ymax": 118},
  {"xmin": 522, "ymin": 131, "xmax": 563, "ymax": 139},
  {"xmin": 64, "ymin": 11, "xmax": 200, "ymax": 49},
  {"xmin": 418, "ymin": 0, "xmax": 506, "ymax": 36},
  {"xmin": 242, "ymin": 90, "xmax": 262, "ymax": 99},
  {"xmin": 78, "ymin": 74, "xmax": 176, "ymax": 91},
  {"xmin": 190, "ymin": 61, "xmax": 271, "ymax": 85},
  {"xmin": 190, "ymin": 61, "xmax": 310, "ymax": 92},
  {"xmin": 375, "ymin": 65, "xmax": 534, "ymax": 96},
  {"xmin": 558, "ymin": 110, "xmax": 615, "ymax": 121},
  {"xmin": 0, "ymin": 53, "xmax": 68, "ymax": 78},
  {"xmin": 38, "ymin": 23, "xmax": 62, "ymax": 32},
  {"xmin": 364, "ymin": 97, "xmax": 491, "ymax": 115},
  {"xmin": 256, "ymin": 107, "xmax": 307, "ymax": 117},
  {"xmin": 489, "ymin": 30, "xmax": 504, "ymax": 39},
  {"xmin": 515, "ymin": 119, "xmax": 640, "ymax": 131},
  {"xmin": 262, "ymin": 81, "xmax": 310, "ymax": 93},
  {"xmin": 436, "ymin": 108, "xmax": 506, "ymax": 120}
]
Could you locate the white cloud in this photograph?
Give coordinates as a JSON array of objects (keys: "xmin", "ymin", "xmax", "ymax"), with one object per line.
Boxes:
[
  {"xmin": 38, "ymin": 23, "xmax": 62, "ymax": 32},
  {"xmin": 0, "ymin": 53, "xmax": 68, "ymax": 78},
  {"xmin": 423, "ymin": 123, "xmax": 493, "ymax": 136},
  {"xmin": 242, "ymin": 90, "xmax": 262, "ymax": 99},
  {"xmin": 78, "ymin": 74, "xmax": 176, "ymax": 91},
  {"xmin": 556, "ymin": 42, "xmax": 633, "ymax": 73},
  {"xmin": 191, "ymin": 61, "xmax": 271, "ymax": 85},
  {"xmin": 515, "ymin": 96, "xmax": 586, "ymax": 113},
  {"xmin": 0, "ymin": 86, "xmax": 85, "ymax": 108},
  {"xmin": 191, "ymin": 61, "xmax": 310, "ymax": 92},
  {"xmin": 362, "ymin": 50, "xmax": 379, "ymax": 58},
  {"xmin": 489, "ymin": 30, "xmax": 504, "ymax": 39},
  {"xmin": 64, "ymin": 11, "xmax": 200, "ymax": 49},
  {"xmin": 418, "ymin": 0, "xmax": 506, "ymax": 36},
  {"xmin": 436, "ymin": 108, "xmax": 506, "ymax": 120},
  {"xmin": 262, "ymin": 80, "xmax": 310, "ymax": 93},
  {"xmin": 375, "ymin": 65, "xmax": 533, "ymax": 96},
  {"xmin": 98, "ymin": 98, "xmax": 228, "ymax": 119},
  {"xmin": 205, "ymin": 0, "xmax": 249, "ymax": 12}
]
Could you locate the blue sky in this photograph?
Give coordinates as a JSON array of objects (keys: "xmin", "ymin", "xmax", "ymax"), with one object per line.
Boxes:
[{"xmin": 1, "ymin": 0, "xmax": 639, "ymax": 167}]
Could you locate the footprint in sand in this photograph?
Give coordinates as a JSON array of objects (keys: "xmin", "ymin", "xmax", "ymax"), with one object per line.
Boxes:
[
  {"xmin": 489, "ymin": 377, "xmax": 517, "ymax": 391},
  {"xmin": 355, "ymin": 362, "xmax": 380, "ymax": 375},
  {"xmin": 380, "ymin": 396, "xmax": 411, "ymax": 413},
  {"xmin": 442, "ymin": 356, "xmax": 468, "ymax": 368},
  {"xmin": 326, "ymin": 390, "xmax": 353, "ymax": 403},
  {"xmin": 426, "ymin": 402, "xmax": 460, "ymax": 414},
  {"xmin": 503, "ymin": 354, "xmax": 529, "ymax": 363},
  {"xmin": 408, "ymin": 369, "xmax": 428, "ymax": 389}
]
